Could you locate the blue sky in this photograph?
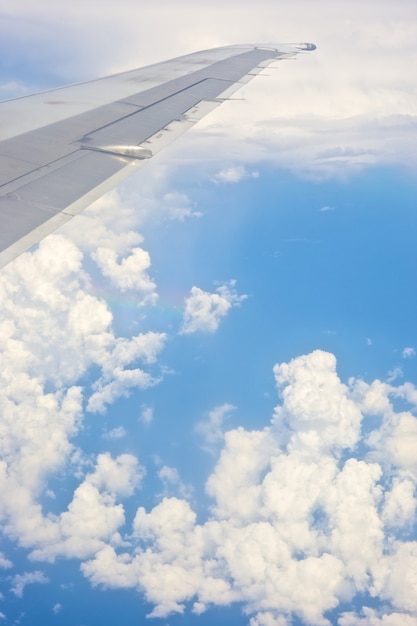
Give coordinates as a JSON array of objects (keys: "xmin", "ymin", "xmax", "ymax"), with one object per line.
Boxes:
[{"xmin": 0, "ymin": 2, "xmax": 417, "ymax": 626}]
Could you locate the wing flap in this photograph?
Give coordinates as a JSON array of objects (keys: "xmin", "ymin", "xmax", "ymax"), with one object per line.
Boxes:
[{"xmin": 80, "ymin": 78, "xmax": 233, "ymax": 149}]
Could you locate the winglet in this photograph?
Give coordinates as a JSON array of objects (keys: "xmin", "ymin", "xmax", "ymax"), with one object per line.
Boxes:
[{"xmin": 297, "ymin": 43, "xmax": 316, "ymax": 51}]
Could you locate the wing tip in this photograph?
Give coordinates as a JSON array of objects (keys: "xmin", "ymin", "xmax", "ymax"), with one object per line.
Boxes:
[{"xmin": 298, "ymin": 42, "xmax": 317, "ymax": 51}]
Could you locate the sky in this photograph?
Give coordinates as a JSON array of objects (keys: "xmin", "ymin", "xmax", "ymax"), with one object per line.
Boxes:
[{"xmin": 0, "ymin": 1, "xmax": 416, "ymax": 626}]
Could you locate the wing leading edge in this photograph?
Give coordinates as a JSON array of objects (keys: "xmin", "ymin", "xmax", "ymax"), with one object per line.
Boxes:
[{"xmin": 0, "ymin": 43, "xmax": 316, "ymax": 268}]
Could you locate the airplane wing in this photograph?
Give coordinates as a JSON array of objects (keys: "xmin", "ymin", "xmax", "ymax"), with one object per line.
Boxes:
[{"xmin": 0, "ymin": 43, "xmax": 315, "ymax": 269}]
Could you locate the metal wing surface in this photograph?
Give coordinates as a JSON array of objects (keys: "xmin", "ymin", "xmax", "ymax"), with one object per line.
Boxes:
[{"xmin": 0, "ymin": 43, "xmax": 315, "ymax": 268}]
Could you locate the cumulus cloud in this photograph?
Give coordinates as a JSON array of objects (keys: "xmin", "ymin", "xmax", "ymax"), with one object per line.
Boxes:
[
  {"xmin": 0, "ymin": 294, "xmax": 416, "ymax": 623},
  {"xmin": 86, "ymin": 331, "xmax": 165, "ymax": 414},
  {"xmin": 0, "ymin": 229, "xmax": 164, "ymax": 397},
  {"xmin": 30, "ymin": 453, "xmax": 144, "ymax": 562},
  {"xmin": 86, "ymin": 333, "xmax": 166, "ymax": 414},
  {"xmin": 0, "ymin": 170, "xmax": 414, "ymax": 626},
  {"xmin": 79, "ymin": 351, "xmax": 417, "ymax": 625},
  {"xmin": 92, "ymin": 247, "xmax": 157, "ymax": 299},
  {"xmin": 250, "ymin": 613, "xmax": 290, "ymax": 626},
  {"xmin": 0, "ymin": 188, "xmax": 166, "ymax": 568},
  {"xmin": 339, "ymin": 607, "xmax": 417, "ymax": 626},
  {"xmin": 273, "ymin": 350, "xmax": 363, "ymax": 453},
  {"xmin": 63, "ymin": 191, "xmax": 146, "ymax": 255},
  {"xmin": 64, "ymin": 192, "xmax": 158, "ymax": 301},
  {"xmin": 0, "ymin": 235, "xmax": 158, "ymax": 488},
  {"xmin": 180, "ymin": 281, "xmax": 247, "ymax": 334},
  {"xmin": 382, "ymin": 479, "xmax": 416, "ymax": 527}
]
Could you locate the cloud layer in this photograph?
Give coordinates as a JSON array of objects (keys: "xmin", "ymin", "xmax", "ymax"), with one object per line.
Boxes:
[
  {"xmin": 0, "ymin": 190, "xmax": 415, "ymax": 624},
  {"xmin": 79, "ymin": 351, "xmax": 417, "ymax": 625}
]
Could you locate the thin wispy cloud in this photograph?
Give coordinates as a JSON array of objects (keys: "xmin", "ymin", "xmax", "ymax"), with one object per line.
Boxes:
[
  {"xmin": 196, "ymin": 403, "xmax": 236, "ymax": 454},
  {"xmin": 102, "ymin": 426, "xmax": 127, "ymax": 440},
  {"xmin": 11, "ymin": 572, "xmax": 49, "ymax": 598},
  {"xmin": 212, "ymin": 165, "xmax": 259, "ymax": 184}
]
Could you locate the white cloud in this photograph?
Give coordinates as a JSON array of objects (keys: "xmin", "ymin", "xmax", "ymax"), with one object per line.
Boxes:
[
  {"xmin": 91, "ymin": 452, "xmax": 143, "ymax": 498},
  {"xmin": 383, "ymin": 479, "xmax": 416, "ymax": 527},
  {"xmin": 79, "ymin": 351, "xmax": 417, "ymax": 624},
  {"xmin": 362, "ymin": 402, "xmax": 417, "ymax": 475},
  {"xmin": 102, "ymin": 426, "xmax": 127, "ymax": 440},
  {"xmin": 0, "ymin": 190, "xmax": 166, "ymax": 568},
  {"xmin": 0, "ymin": 80, "xmax": 27, "ymax": 97},
  {"xmin": 52, "ymin": 603, "xmax": 62, "ymax": 614},
  {"xmin": 394, "ymin": 382, "xmax": 417, "ymax": 408},
  {"xmin": 375, "ymin": 542, "xmax": 417, "ymax": 614},
  {"xmin": 63, "ymin": 191, "xmax": 146, "ymax": 255},
  {"xmin": 11, "ymin": 571, "xmax": 49, "ymax": 597},
  {"xmin": 92, "ymin": 247, "xmax": 157, "ymax": 299},
  {"xmin": 385, "ymin": 414, "xmax": 417, "ymax": 472},
  {"xmin": 158, "ymin": 465, "xmax": 180, "ymax": 484},
  {"xmin": 339, "ymin": 607, "xmax": 417, "ymax": 625},
  {"xmin": 158, "ymin": 466, "xmax": 192, "ymax": 500},
  {"xmin": 30, "ymin": 453, "xmax": 144, "ymax": 562},
  {"xmin": 160, "ymin": 192, "xmax": 203, "ymax": 220},
  {"xmin": 139, "ymin": 405, "xmax": 154, "ymax": 426},
  {"xmin": 403, "ymin": 347, "xmax": 416, "ymax": 359},
  {"xmin": 180, "ymin": 281, "xmax": 247, "ymax": 334},
  {"xmin": 273, "ymin": 350, "xmax": 363, "ymax": 454},
  {"xmin": 319, "ymin": 205, "xmax": 335, "ymax": 212},
  {"xmin": 87, "ymin": 359, "xmax": 162, "ymax": 415},
  {"xmin": 0, "ymin": 227, "xmax": 164, "ymax": 399},
  {"xmin": 250, "ymin": 613, "xmax": 290, "ymax": 626},
  {"xmin": 0, "ymin": 553, "xmax": 12, "ymax": 569},
  {"xmin": 213, "ymin": 165, "xmax": 259, "ymax": 184},
  {"xmin": 61, "ymin": 191, "xmax": 156, "ymax": 303},
  {"xmin": 196, "ymin": 403, "xmax": 236, "ymax": 453},
  {"xmin": 387, "ymin": 367, "xmax": 403, "ymax": 383}
]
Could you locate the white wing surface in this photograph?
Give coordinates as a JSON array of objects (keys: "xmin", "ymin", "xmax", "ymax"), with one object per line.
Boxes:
[{"xmin": 0, "ymin": 43, "xmax": 315, "ymax": 268}]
